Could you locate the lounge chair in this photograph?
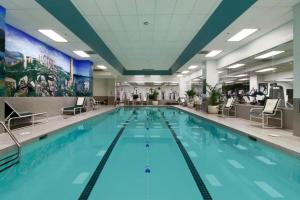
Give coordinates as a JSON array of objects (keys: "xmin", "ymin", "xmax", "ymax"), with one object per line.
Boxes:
[
  {"xmin": 218, "ymin": 97, "xmax": 236, "ymax": 117},
  {"xmin": 62, "ymin": 97, "xmax": 86, "ymax": 115},
  {"xmin": 91, "ymin": 98, "xmax": 101, "ymax": 110},
  {"xmin": 4, "ymin": 101, "xmax": 48, "ymax": 130},
  {"xmin": 194, "ymin": 96, "xmax": 203, "ymax": 110},
  {"xmin": 178, "ymin": 97, "xmax": 186, "ymax": 106},
  {"xmin": 250, "ymin": 99, "xmax": 282, "ymax": 129}
]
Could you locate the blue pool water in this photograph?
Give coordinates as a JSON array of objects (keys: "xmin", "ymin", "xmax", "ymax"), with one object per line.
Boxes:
[{"xmin": 0, "ymin": 107, "xmax": 300, "ymax": 200}]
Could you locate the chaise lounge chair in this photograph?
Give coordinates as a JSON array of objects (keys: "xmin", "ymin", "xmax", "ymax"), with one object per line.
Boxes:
[
  {"xmin": 4, "ymin": 101, "xmax": 48, "ymax": 130},
  {"xmin": 250, "ymin": 99, "xmax": 282, "ymax": 129},
  {"xmin": 62, "ymin": 97, "xmax": 86, "ymax": 115},
  {"xmin": 218, "ymin": 97, "xmax": 236, "ymax": 117}
]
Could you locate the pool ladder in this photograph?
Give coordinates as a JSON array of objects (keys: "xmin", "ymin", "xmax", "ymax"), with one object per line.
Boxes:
[{"xmin": 0, "ymin": 121, "xmax": 21, "ymax": 173}]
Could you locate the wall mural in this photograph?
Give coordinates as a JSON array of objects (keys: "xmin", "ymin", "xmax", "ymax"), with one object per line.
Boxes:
[
  {"xmin": 3, "ymin": 24, "xmax": 93, "ymax": 97},
  {"xmin": 0, "ymin": 6, "xmax": 5, "ymax": 96}
]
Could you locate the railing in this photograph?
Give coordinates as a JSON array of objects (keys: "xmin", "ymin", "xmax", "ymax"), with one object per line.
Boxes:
[
  {"xmin": 0, "ymin": 121, "xmax": 21, "ymax": 172},
  {"xmin": 7, "ymin": 112, "xmax": 48, "ymax": 131}
]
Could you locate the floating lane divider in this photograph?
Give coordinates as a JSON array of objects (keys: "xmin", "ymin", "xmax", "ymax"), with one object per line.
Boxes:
[
  {"xmin": 159, "ymin": 110, "xmax": 213, "ymax": 200},
  {"xmin": 78, "ymin": 111, "xmax": 135, "ymax": 200}
]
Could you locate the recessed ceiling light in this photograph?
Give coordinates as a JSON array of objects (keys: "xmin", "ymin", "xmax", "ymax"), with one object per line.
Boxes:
[
  {"xmin": 96, "ymin": 65, "xmax": 107, "ymax": 70},
  {"xmin": 38, "ymin": 29, "xmax": 68, "ymax": 42},
  {"xmin": 238, "ymin": 78, "xmax": 249, "ymax": 81},
  {"xmin": 151, "ymin": 75, "xmax": 160, "ymax": 78},
  {"xmin": 181, "ymin": 70, "xmax": 189, "ymax": 74},
  {"xmin": 218, "ymin": 71, "xmax": 223, "ymax": 74},
  {"xmin": 188, "ymin": 65, "xmax": 199, "ymax": 70},
  {"xmin": 255, "ymin": 68, "xmax": 277, "ymax": 73},
  {"xmin": 255, "ymin": 51, "xmax": 285, "ymax": 59},
  {"xmin": 227, "ymin": 63, "xmax": 245, "ymax": 69},
  {"xmin": 134, "ymin": 75, "xmax": 145, "ymax": 78},
  {"xmin": 234, "ymin": 74, "xmax": 248, "ymax": 77},
  {"xmin": 225, "ymin": 81, "xmax": 234, "ymax": 84},
  {"xmin": 177, "ymin": 74, "xmax": 183, "ymax": 77},
  {"xmin": 73, "ymin": 50, "xmax": 90, "ymax": 58},
  {"xmin": 205, "ymin": 50, "xmax": 223, "ymax": 57},
  {"xmin": 228, "ymin": 28, "xmax": 258, "ymax": 42}
]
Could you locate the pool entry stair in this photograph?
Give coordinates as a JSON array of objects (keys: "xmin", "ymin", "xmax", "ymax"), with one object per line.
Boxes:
[{"xmin": 0, "ymin": 121, "xmax": 21, "ymax": 173}]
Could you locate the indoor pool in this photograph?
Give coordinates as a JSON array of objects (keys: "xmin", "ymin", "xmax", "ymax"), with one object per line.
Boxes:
[{"xmin": 0, "ymin": 107, "xmax": 300, "ymax": 200}]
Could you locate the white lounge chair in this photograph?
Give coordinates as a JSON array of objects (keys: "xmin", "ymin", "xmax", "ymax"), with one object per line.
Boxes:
[
  {"xmin": 219, "ymin": 97, "xmax": 236, "ymax": 117},
  {"xmin": 4, "ymin": 101, "xmax": 48, "ymax": 130},
  {"xmin": 250, "ymin": 99, "xmax": 282, "ymax": 129},
  {"xmin": 62, "ymin": 97, "xmax": 86, "ymax": 115}
]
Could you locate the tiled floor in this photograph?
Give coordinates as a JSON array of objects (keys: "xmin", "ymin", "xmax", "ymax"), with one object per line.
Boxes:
[
  {"xmin": 173, "ymin": 105, "xmax": 300, "ymax": 157},
  {"xmin": 0, "ymin": 106, "xmax": 116, "ymax": 154},
  {"xmin": 1, "ymin": 105, "xmax": 300, "ymax": 157}
]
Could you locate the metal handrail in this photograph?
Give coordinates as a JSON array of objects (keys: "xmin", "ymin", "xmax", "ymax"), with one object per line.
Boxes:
[
  {"xmin": 0, "ymin": 121, "xmax": 21, "ymax": 158},
  {"xmin": 7, "ymin": 112, "xmax": 48, "ymax": 131}
]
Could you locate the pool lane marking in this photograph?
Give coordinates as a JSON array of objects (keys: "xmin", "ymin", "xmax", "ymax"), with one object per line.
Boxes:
[
  {"xmin": 227, "ymin": 159, "xmax": 244, "ymax": 169},
  {"xmin": 73, "ymin": 172, "xmax": 90, "ymax": 185},
  {"xmin": 255, "ymin": 156, "xmax": 277, "ymax": 165},
  {"xmin": 254, "ymin": 181, "xmax": 283, "ymax": 198},
  {"xmin": 159, "ymin": 111, "xmax": 213, "ymax": 200},
  {"xmin": 78, "ymin": 113, "xmax": 134, "ymax": 200},
  {"xmin": 205, "ymin": 174, "xmax": 222, "ymax": 187}
]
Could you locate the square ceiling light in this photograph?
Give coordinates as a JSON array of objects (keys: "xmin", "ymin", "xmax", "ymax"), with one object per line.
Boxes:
[
  {"xmin": 205, "ymin": 50, "xmax": 222, "ymax": 57},
  {"xmin": 228, "ymin": 29, "xmax": 258, "ymax": 42},
  {"xmin": 38, "ymin": 29, "xmax": 68, "ymax": 42},
  {"xmin": 188, "ymin": 65, "xmax": 199, "ymax": 70},
  {"xmin": 227, "ymin": 63, "xmax": 245, "ymax": 69},
  {"xmin": 73, "ymin": 51, "xmax": 90, "ymax": 58},
  {"xmin": 255, "ymin": 68, "xmax": 276, "ymax": 73},
  {"xmin": 255, "ymin": 51, "xmax": 285, "ymax": 59}
]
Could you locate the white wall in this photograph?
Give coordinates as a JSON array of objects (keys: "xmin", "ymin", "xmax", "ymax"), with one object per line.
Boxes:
[{"xmin": 93, "ymin": 78, "xmax": 115, "ymax": 96}]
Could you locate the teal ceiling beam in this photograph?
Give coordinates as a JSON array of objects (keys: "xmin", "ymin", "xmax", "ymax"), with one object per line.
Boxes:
[
  {"xmin": 169, "ymin": 0, "xmax": 257, "ymax": 74},
  {"xmin": 36, "ymin": 0, "xmax": 126, "ymax": 74}
]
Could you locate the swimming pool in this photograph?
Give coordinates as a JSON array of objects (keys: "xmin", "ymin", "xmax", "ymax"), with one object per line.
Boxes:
[{"xmin": 0, "ymin": 107, "xmax": 299, "ymax": 199}]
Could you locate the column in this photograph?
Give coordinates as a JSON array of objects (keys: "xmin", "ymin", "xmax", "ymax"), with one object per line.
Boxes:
[
  {"xmin": 293, "ymin": 3, "xmax": 300, "ymax": 136},
  {"xmin": 206, "ymin": 60, "xmax": 219, "ymax": 88}
]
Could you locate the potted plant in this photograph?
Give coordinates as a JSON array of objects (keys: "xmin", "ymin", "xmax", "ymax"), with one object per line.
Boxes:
[
  {"xmin": 149, "ymin": 89, "xmax": 159, "ymax": 105},
  {"xmin": 185, "ymin": 89, "xmax": 196, "ymax": 108},
  {"xmin": 206, "ymin": 84, "xmax": 221, "ymax": 114}
]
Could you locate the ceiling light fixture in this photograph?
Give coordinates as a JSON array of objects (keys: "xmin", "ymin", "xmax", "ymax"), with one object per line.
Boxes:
[
  {"xmin": 218, "ymin": 71, "xmax": 223, "ymax": 74},
  {"xmin": 228, "ymin": 28, "xmax": 258, "ymax": 42},
  {"xmin": 96, "ymin": 65, "xmax": 107, "ymax": 70},
  {"xmin": 227, "ymin": 63, "xmax": 245, "ymax": 69},
  {"xmin": 225, "ymin": 81, "xmax": 234, "ymax": 84},
  {"xmin": 238, "ymin": 78, "xmax": 249, "ymax": 81},
  {"xmin": 234, "ymin": 74, "xmax": 248, "ymax": 77},
  {"xmin": 38, "ymin": 29, "xmax": 68, "ymax": 42},
  {"xmin": 181, "ymin": 70, "xmax": 189, "ymax": 74},
  {"xmin": 255, "ymin": 51, "xmax": 285, "ymax": 59},
  {"xmin": 255, "ymin": 68, "xmax": 277, "ymax": 73},
  {"xmin": 134, "ymin": 75, "xmax": 145, "ymax": 78},
  {"xmin": 205, "ymin": 50, "xmax": 223, "ymax": 57},
  {"xmin": 188, "ymin": 65, "xmax": 199, "ymax": 70},
  {"xmin": 150, "ymin": 75, "xmax": 160, "ymax": 78},
  {"xmin": 177, "ymin": 74, "xmax": 183, "ymax": 77},
  {"xmin": 73, "ymin": 50, "xmax": 90, "ymax": 58}
]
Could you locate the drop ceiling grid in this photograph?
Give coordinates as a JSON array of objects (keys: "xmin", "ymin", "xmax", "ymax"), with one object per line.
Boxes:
[{"xmin": 72, "ymin": 0, "xmax": 221, "ymax": 70}]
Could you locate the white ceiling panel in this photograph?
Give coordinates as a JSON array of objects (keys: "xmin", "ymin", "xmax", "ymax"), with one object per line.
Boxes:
[{"xmin": 73, "ymin": 0, "xmax": 221, "ymax": 70}]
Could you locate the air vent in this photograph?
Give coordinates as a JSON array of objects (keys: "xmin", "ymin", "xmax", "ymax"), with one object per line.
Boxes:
[
  {"xmin": 85, "ymin": 50, "xmax": 96, "ymax": 55},
  {"xmin": 198, "ymin": 50, "xmax": 210, "ymax": 55}
]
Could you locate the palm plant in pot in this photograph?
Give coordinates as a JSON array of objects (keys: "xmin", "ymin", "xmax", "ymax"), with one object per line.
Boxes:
[
  {"xmin": 149, "ymin": 88, "xmax": 159, "ymax": 105},
  {"xmin": 206, "ymin": 84, "xmax": 221, "ymax": 114},
  {"xmin": 185, "ymin": 89, "xmax": 196, "ymax": 108}
]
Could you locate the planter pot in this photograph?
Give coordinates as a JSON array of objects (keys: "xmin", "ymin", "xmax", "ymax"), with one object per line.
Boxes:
[
  {"xmin": 208, "ymin": 105, "xmax": 219, "ymax": 114},
  {"xmin": 187, "ymin": 102, "xmax": 194, "ymax": 108},
  {"xmin": 152, "ymin": 101, "xmax": 158, "ymax": 106}
]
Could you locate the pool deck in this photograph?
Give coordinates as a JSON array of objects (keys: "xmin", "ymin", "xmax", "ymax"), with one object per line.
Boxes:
[
  {"xmin": 0, "ymin": 106, "xmax": 116, "ymax": 155},
  {"xmin": 1, "ymin": 105, "xmax": 300, "ymax": 157},
  {"xmin": 173, "ymin": 105, "xmax": 300, "ymax": 157}
]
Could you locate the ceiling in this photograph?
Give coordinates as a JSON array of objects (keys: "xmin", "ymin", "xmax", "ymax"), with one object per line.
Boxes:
[
  {"xmin": 179, "ymin": 0, "xmax": 300, "ymax": 72},
  {"xmin": 71, "ymin": 0, "xmax": 221, "ymax": 70},
  {"xmin": 218, "ymin": 41, "xmax": 294, "ymax": 84},
  {"xmin": 0, "ymin": 0, "xmax": 299, "ymax": 76}
]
